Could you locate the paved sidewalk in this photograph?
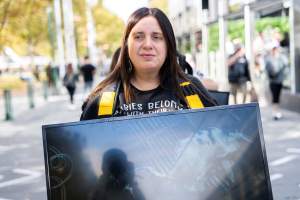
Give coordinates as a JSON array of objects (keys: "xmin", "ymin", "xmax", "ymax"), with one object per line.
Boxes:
[{"xmin": 260, "ymin": 105, "xmax": 300, "ymax": 199}]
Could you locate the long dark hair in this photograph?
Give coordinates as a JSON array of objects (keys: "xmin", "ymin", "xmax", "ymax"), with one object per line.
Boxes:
[
  {"xmin": 87, "ymin": 7, "xmax": 187, "ymax": 103},
  {"xmin": 109, "ymin": 47, "xmax": 121, "ymax": 73}
]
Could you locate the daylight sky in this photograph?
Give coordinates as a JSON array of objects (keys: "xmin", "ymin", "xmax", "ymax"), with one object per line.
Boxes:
[{"xmin": 103, "ymin": 0, "xmax": 148, "ymax": 22}]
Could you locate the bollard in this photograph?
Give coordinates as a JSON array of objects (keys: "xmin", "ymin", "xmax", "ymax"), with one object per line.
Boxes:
[
  {"xmin": 43, "ymin": 80, "xmax": 48, "ymax": 100},
  {"xmin": 27, "ymin": 81, "xmax": 35, "ymax": 109},
  {"xmin": 4, "ymin": 89, "xmax": 13, "ymax": 120}
]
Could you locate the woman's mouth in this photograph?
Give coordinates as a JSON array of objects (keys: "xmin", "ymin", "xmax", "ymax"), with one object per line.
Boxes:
[{"xmin": 140, "ymin": 54, "xmax": 155, "ymax": 60}]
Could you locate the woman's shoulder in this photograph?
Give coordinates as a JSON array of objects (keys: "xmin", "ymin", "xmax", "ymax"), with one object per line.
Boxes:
[
  {"xmin": 80, "ymin": 81, "xmax": 120, "ymax": 121},
  {"xmin": 182, "ymin": 74, "xmax": 218, "ymax": 107},
  {"xmin": 80, "ymin": 95, "xmax": 101, "ymax": 121},
  {"xmin": 184, "ymin": 74, "xmax": 204, "ymax": 88}
]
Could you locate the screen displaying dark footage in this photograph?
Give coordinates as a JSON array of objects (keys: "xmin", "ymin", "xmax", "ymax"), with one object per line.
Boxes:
[{"xmin": 42, "ymin": 103, "xmax": 273, "ymax": 200}]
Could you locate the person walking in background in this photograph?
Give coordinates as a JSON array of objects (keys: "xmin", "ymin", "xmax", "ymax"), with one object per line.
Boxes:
[
  {"xmin": 80, "ymin": 55, "xmax": 96, "ymax": 93},
  {"xmin": 265, "ymin": 43, "xmax": 288, "ymax": 120},
  {"xmin": 63, "ymin": 63, "xmax": 78, "ymax": 107},
  {"xmin": 227, "ymin": 41, "xmax": 251, "ymax": 104}
]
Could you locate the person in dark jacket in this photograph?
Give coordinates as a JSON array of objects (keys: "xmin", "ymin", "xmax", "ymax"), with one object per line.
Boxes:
[
  {"xmin": 80, "ymin": 7, "xmax": 217, "ymax": 121},
  {"xmin": 227, "ymin": 43, "xmax": 251, "ymax": 104},
  {"xmin": 80, "ymin": 56, "xmax": 96, "ymax": 92}
]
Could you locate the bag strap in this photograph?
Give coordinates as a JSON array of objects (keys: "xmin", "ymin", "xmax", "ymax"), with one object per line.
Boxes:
[
  {"xmin": 97, "ymin": 81, "xmax": 120, "ymax": 117},
  {"xmin": 180, "ymin": 81, "xmax": 204, "ymax": 109}
]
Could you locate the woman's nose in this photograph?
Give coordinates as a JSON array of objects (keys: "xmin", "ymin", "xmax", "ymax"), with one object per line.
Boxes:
[{"xmin": 143, "ymin": 36, "xmax": 153, "ymax": 49}]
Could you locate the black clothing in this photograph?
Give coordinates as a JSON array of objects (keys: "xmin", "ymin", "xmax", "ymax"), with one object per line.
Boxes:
[
  {"xmin": 270, "ymin": 83, "xmax": 282, "ymax": 103},
  {"xmin": 80, "ymin": 76, "xmax": 217, "ymax": 121},
  {"xmin": 91, "ymin": 149, "xmax": 145, "ymax": 200},
  {"xmin": 228, "ymin": 55, "xmax": 251, "ymax": 84},
  {"xmin": 177, "ymin": 53, "xmax": 193, "ymax": 75},
  {"xmin": 66, "ymin": 85, "xmax": 75, "ymax": 103},
  {"xmin": 81, "ymin": 64, "xmax": 96, "ymax": 82},
  {"xmin": 63, "ymin": 73, "xmax": 78, "ymax": 104}
]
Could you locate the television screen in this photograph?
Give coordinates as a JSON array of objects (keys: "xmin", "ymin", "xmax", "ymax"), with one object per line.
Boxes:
[{"xmin": 42, "ymin": 103, "xmax": 273, "ymax": 200}]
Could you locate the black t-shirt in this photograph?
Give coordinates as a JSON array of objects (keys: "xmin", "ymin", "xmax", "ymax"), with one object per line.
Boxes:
[
  {"xmin": 80, "ymin": 64, "xmax": 96, "ymax": 82},
  {"xmin": 115, "ymin": 85, "xmax": 186, "ymax": 116},
  {"xmin": 80, "ymin": 76, "xmax": 217, "ymax": 121},
  {"xmin": 80, "ymin": 85, "xmax": 187, "ymax": 121}
]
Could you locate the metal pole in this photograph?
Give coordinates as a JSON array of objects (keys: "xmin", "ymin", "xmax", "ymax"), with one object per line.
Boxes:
[
  {"xmin": 53, "ymin": 0, "xmax": 65, "ymax": 78},
  {"xmin": 86, "ymin": 0, "xmax": 98, "ymax": 66},
  {"xmin": 43, "ymin": 80, "xmax": 48, "ymax": 100},
  {"xmin": 289, "ymin": 0, "xmax": 296, "ymax": 94},
  {"xmin": 47, "ymin": 6, "xmax": 55, "ymax": 59},
  {"xmin": 27, "ymin": 81, "xmax": 35, "ymax": 109},
  {"xmin": 244, "ymin": 0, "xmax": 255, "ymax": 80},
  {"xmin": 218, "ymin": 0, "xmax": 228, "ymax": 89},
  {"xmin": 4, "ymin": 89, "xmax": 13, "ymax": 120},
  {"xmin": 62, "ymin": 0, "xmax": 78, "ymax": 70},
  {"xmin": 202, "ymin": 9, "xmax": 209, "ymax": 77}
]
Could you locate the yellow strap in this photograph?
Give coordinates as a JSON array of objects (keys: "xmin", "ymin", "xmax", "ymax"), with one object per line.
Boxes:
[
  {"xmin": 180, "ymin": 82, "xmax": 190, "ymax": 86},
  {"xmin": 186, "ymin": 94, "xmax": 204, "ymax": 109},
  {"xmin": 98, "ymin": 92, "xmax": 116, "ymax": 116}
]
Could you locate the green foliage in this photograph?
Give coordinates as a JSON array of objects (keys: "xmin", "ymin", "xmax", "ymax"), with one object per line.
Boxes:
[
  {"xmin": 208, "ymin": 17, "xmax": 289, "ymax": 52},
  {"xmin": 0, "ymin": 0, "xmax": 125, "ymax": 58},
  {"xmin": 92, "ymin": 5, "xmax": 124, "ymax": 56},
  {"xmin": 208, "ymin": 23, "xmax": 219, "ymax": 52},
  {"xmin": 0, "ymin": 0, "xmax": 51, "ymax": 55},
  {"xmin": 255, "ymin": 17, "xmax": 289, "ymax": 33}
]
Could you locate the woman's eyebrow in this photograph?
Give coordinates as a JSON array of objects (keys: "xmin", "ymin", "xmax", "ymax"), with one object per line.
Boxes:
[
  {"xmin": 152, "ymin": 32, "xmax": 163, "ymax": 35},
  {"xmin": 132, "ymin": 31, "xmax": 144, "ymax": 35}
]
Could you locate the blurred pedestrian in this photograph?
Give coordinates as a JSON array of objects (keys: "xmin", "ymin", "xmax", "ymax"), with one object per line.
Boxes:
[
  {"xmin": 46, "ymin": 63, "xmax": 54, "ymax": 87},
  {"xmin": 80, "ymin": 55, "xmax": 96, "ymax": 92},
  {"xmin": 80, "ymin": 7, "xmax": 217, "ymax": 121},
  {"xmin": 265, "ymin": 43, "xmax": 288, "ymax": 120},
  {"xmin": 227, "ymin": 41, "xmax": 251, "ymax": 104},
  {"xmin": 63, "ymin": 63, "xmax": 78, "ymax": 106}
]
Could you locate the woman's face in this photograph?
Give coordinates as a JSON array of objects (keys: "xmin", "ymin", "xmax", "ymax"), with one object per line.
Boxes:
[{"xmin": 127, "ymin": 16, "xmax": 167, "ymax": 75}]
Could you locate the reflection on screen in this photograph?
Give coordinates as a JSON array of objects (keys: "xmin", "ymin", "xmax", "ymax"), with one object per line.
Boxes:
[{"xmin": 44, "ymin": 104, "xmax": 272, "ymax": 200}]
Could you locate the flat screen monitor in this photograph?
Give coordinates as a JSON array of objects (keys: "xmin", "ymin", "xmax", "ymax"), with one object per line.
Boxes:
[{"xmin": 42, "ymin": 103, "xmax": 273, "ymax": 200}]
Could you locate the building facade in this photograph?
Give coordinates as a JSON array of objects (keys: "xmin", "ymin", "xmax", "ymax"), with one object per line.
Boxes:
[{"xmin": 169, "ymin": 0, "xmax": 300, "ymax": 112}]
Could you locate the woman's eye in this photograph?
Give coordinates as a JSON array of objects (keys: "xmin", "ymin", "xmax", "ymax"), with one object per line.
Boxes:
[
  {"xmin": 153, "ymin": 35, "xmax": 163, "ymax": 40},
  {"xmin": 134, "ymin": 35, "xmax": 143, "ymax": 40}
]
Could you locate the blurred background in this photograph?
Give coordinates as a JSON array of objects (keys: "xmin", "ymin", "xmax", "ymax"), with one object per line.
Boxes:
[{"xmin": 0, "ymin": 0, "xmax": 300, "ymax": 199}]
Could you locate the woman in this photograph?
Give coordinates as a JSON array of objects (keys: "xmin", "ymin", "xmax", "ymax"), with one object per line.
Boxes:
[
  {"xmin": 80, "ymin": 7, "xmax": 217, "ymax": 121},
  {"xmin": 63, "ymin": 63, "xmax": 78, "ymax": 105},
  {"xmin": 265, "ymin": 44, "xmax": 288, "ymax": 120}
]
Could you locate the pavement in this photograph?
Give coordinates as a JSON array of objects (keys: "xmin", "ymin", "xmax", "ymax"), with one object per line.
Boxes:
[{"xmin": 0, "ymin": 84, "xmax": 299, "ymax": 200}]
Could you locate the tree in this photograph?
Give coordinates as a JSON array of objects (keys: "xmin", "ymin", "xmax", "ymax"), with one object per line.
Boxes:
[
  {"xmin": 0, "ymin": 0, "xmax": 125, "ymax": 58},
  {"xmin": 208, "ymin": 17, "xmax": 289, "ymax": 52},
  {"xmin": 92, "ymin": 4, "xmax": 124, "ymax": 55},
  {"xmin": 0, "ymin": 0, "xmax": 51, "ymax": 56}
]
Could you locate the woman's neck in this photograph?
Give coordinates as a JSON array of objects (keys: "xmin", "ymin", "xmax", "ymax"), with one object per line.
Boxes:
[{"xmin": 131, "ymin": 71, "xmax": 160, "ymax": 91}]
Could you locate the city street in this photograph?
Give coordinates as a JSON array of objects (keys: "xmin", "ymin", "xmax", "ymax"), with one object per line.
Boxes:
[
  {"xmin": 0, "ymin": 91, "xmax": 299, "ymax": 199},
  {"xmin": 1, "ymin": 0, "xmax": 300, "ymax": 199}
]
